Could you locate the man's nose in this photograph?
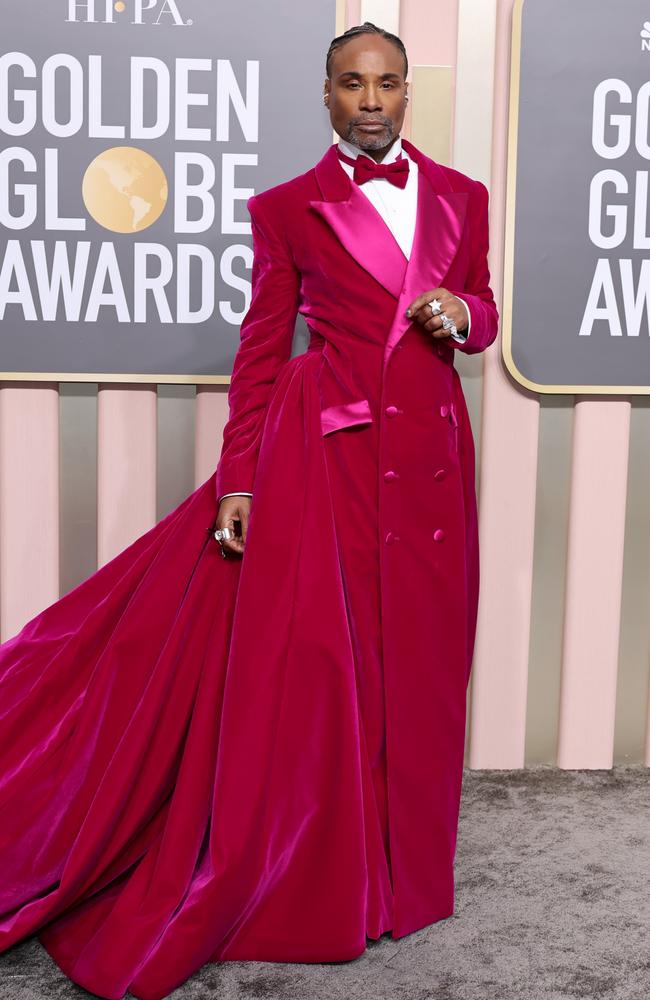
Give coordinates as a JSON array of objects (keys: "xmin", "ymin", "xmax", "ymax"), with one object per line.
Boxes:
[{"xmin": 359, "ymin": 89, "xmax": 383, "ymax": 111}]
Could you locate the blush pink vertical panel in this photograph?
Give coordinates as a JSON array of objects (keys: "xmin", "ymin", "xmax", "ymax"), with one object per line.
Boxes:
[
  {"xmin": 399, "ymin": 0, "xmax": 458, "ymax": 142},
  {"xmin": 97, "ymin": 386, "xmax": 157, "ymax": 567},
  {"xmin": 0, "ymin": 384, "xmax": 60, "ymax": 641},
  {"xmin": 399, "ymin": 0, "xmax": 458, "ymax": 64},
  {"xmin": 467, "ymin": 0, "xmax": 540, "ymax": 768},
  {"xmin": 195, "ymin": 387, "xmax": 228, "ymax": 487},
  {"xmin": 346, "ymin": 0, "xmax": 362, "ymax": 28},
  {"xmin": 558, "ymin": 399, "xmax": 631, "ymax": 769}
]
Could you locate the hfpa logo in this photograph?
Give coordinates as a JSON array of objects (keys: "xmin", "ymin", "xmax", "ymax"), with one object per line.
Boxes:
[
  {"xmin": 66, "ymin": 0, "xmax": 192, "ymax": 26},
  {"xmin": 641, "ymin": 21, "xmax": 650, "ymax": 50}
]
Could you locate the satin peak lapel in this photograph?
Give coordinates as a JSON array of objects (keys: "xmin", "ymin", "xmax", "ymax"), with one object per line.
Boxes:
[
  {"xmin": 309, "ymin": 145, "xmax": 407, "ymax": 299},
  {"xmin": 308, "ymin": 140, "xmax": 469, "ymax": 357},
  {"xmin": 384, "ymin": 137, "xmax": 469, "ymax": 356}
]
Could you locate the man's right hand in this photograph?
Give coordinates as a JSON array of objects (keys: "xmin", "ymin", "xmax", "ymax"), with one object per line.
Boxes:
[{"xmin": 216, "ymin": 495, "xmax": 252, "ymax": 557}]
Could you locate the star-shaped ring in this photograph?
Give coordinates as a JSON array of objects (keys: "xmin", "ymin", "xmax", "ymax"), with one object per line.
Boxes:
[{"xmin": 428, "ymin": 298, "xmax": 443, "ymax": 316}]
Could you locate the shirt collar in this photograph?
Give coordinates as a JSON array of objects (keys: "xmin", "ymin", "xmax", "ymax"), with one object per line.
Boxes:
[{"xmin": 337, "ymin": 134, "xmax": 404, "ymax": 164}]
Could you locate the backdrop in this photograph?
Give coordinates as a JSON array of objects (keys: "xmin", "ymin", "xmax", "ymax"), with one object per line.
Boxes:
[{"xmin": 1, "ymin": 0, "xmax": 649, "ymax": 770}]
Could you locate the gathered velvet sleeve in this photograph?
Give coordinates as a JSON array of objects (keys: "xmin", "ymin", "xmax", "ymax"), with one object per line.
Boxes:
[
  {"xmin": 215, "ymin": 194, "xmax": 301, "ymax": 501},
  {"xmin": 448, "ymin": 179, "xmax": 499, "ymax": 355}
]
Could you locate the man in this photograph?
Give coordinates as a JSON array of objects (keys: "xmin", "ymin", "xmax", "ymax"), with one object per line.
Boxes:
[
  {"xmin": 0, "ymin": 21, "xmax": 500, "ymax": 1000},
  {"xmin": 213, "ymin": 21, "xmax": 498, "ymax": 950}
]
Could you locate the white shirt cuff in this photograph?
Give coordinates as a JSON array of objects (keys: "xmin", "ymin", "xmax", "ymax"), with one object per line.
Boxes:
[{"xmin": 450, "ymin": 298, "xmax": 471, "ymax": 342}]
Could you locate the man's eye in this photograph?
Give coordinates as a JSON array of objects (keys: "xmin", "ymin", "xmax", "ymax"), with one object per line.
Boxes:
[{"xmin": 344, "ymin": 81, "xmax": 395, "ymax": 89}]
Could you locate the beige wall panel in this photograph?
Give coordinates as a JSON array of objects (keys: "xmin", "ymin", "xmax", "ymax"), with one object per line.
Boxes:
[{"xmin": 410, "ymin": 66, "xmax": 454, "ymax": 167}]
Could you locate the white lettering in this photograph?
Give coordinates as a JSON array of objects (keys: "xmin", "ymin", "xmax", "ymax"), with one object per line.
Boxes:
[
  {"xmin": 579, "ymin": 259, "xmax": 622, "ymax": 336},
  {"xmin": 0, "ymin": 55, "xmax": 259, "ymax": 141},
  {"xmin": 0, "ymin": 239, "xmax": 247, "ymax": 324}
]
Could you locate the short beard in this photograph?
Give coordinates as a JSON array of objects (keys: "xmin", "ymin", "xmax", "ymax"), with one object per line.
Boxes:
[{"xmin": 345, "ymin": 120, "xmax": 395, "ymax": 151}]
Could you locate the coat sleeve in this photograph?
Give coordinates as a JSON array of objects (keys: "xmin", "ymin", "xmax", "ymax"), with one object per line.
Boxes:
[
  {"xmin": 447, "ymin": 179, "xmax": 499, "ymax": 355},
  {"xmin": 215, "ymin": 194, "xmax": 301, "ymax": 500}
]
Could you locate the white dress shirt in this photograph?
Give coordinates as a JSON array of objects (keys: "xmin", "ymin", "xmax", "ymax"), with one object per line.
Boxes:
[{"xmin": 219, "ymin": 135, "xmax": 470, "ymax": 504}]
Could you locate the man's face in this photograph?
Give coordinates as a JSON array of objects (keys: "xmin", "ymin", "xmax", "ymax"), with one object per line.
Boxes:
[{"xmin": 324, "ymin": 35, "xmax": 408, "ymax": 157}]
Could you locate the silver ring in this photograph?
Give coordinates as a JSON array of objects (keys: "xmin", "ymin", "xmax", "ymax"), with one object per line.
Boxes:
[
  {"xmin": 214, "ymin": 526, "xmax": 235, "ymax": 542},
  {"xmin": 429, "ymin": 298, "xmax": 443, "ymax": 316},
  {"xmin": 440, "ymin": 313, "xmax": 458, "ymax": 338}
]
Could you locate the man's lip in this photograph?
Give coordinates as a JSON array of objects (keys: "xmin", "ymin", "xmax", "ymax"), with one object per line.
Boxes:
[{"xmin": 355, "ymin": 122, "xmax": 386, "ymax": 130}]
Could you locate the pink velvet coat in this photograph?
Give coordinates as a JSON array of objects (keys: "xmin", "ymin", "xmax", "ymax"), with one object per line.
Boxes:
[
  {"xmin": 0, "ymin": 137, "xmax": 498, "ymax": 1000},
  {"xmin": 214, "ymin": 135, "xmax": 499, "ymax": 937}
]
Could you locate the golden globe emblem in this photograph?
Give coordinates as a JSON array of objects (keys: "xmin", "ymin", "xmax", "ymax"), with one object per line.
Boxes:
[{"xmin": 82, "ymin": 146, "xmax": 168, "ymax": 234}]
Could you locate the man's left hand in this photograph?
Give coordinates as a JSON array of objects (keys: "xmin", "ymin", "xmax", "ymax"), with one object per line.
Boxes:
[{"xmin": 405, "ymin": 288, "xmax": 468, "ymax": 339}]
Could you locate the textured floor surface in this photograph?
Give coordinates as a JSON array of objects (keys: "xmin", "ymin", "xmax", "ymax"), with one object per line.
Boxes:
[{"xmin": 2, "ymin": 766, "xmax": 649, "ymax": 999}]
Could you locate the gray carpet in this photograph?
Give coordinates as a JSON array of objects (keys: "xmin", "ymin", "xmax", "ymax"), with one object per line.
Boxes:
[{"xmin": 2, "ymin": 766, "xmax": 649, "ymax": 999}]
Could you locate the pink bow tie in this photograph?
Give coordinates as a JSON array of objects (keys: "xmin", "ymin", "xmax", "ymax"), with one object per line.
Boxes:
[{"xmin": 336, "ymin": 147, "xmax": 410, "ymax": 189}]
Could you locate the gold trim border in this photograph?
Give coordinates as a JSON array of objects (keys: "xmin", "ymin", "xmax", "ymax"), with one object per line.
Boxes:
[
  {"xmin": 501, "ymin": 0, "xmax": 646, "ymax": 395},
  {"xmin": 0, "ymin": 0, "xmax": 345, "ymax": 388}
]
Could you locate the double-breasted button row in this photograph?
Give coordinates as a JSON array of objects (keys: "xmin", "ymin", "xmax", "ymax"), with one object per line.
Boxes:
[
  {"xmin": 440, "ymin": 402, "xmax": 458, "ymax": 427},
  {"xmin": 382, "ymin": 399, "xmax": 447, "ymax": 543},
  {"xmin": 384, "ymin": 468, "xmax": 445, "ymax": 483},
  {"xmin": 384, "ymin": 400, "xmax": 402, "ymax": 544},
  {"xmin": 385, "ymin": 527, "xmax": 445, "ymax": 543},
  {"xmin": 433, "ymin": 436, "xmax": 447, "ymax": 539}
]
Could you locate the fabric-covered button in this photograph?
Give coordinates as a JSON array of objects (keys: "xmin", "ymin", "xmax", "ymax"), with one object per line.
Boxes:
[
  {"xmin": 434, "ymin": 468, "xmax": 447, "ymax": 481},
  {"xmin": 433, "ymin": 528, "xmax": 445, "ymax": 542},
  {"xmin": 439, "ymin": 404, "xmax": 449, "ymax": 418},
  {"xmin": 384, "ymin": 470, "xmax": 399, "ymax": 482},
  {"xmin": 385, "ymin": 405, "xmax": 399, "ymax": 417},
  {"xmin": 385, "ymin": 531, "xmax": 400, "ymax": 545}
]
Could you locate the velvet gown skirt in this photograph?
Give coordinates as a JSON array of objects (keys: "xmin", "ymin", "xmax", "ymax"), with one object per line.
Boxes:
[{"xmin": 0, "ymin": 350, "xmax": 402, "ymax": 1000}]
